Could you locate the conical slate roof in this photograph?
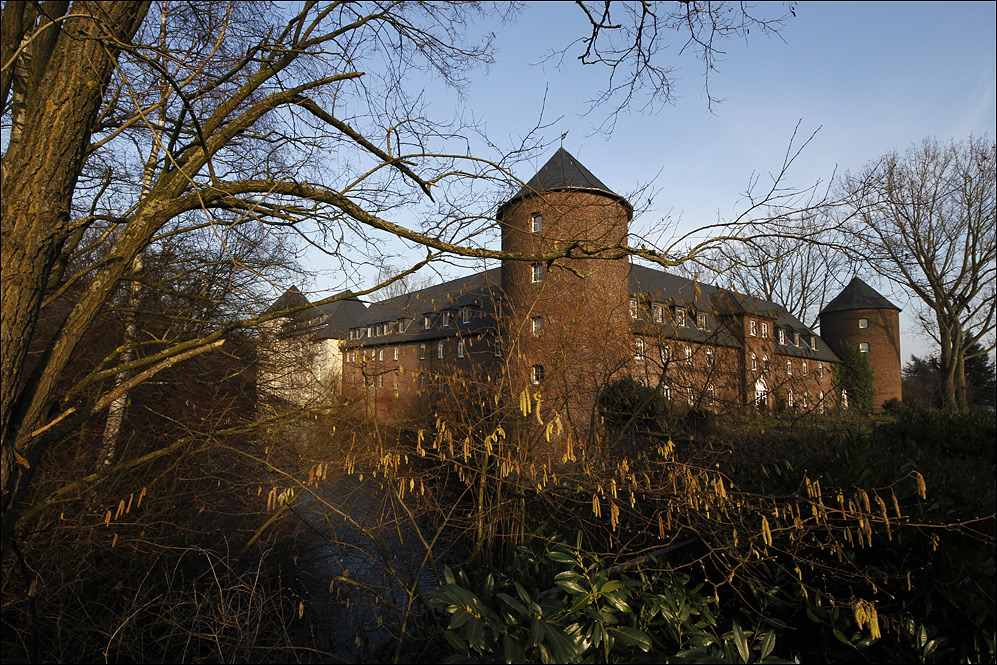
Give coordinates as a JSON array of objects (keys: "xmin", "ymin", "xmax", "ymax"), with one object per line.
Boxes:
[
  {"xmin": 499, "ymin": 148, "xmax": 630, "ymax": 214},
  {"xmin": 820, "ymin": 277, "xmax": 900, "ymax": 315}
]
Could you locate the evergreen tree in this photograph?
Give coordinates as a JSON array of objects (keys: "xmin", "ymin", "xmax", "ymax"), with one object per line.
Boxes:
[{"xmin": 835, "ymin": 342, "xmax": 876, "ymax": 413}]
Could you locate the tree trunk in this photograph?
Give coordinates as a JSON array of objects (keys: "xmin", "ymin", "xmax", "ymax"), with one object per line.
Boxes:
[{"xmin": 1, "ymin": 1, "xmax": 150, "ymax": 557}]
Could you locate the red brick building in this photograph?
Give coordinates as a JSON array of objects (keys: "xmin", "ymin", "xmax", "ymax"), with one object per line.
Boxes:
[
  {"xmin": 277, "ymin": 149, "xmax": 901, "ymax": 427},
  {"xmin": 818, "ymin": 277, "xmax": 903, "ymax": 409}
]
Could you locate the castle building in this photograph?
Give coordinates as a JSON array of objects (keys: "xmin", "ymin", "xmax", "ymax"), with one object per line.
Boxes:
[{"xmin": 271, "ymin": 149, "xmax": 903, "ymax": 427}]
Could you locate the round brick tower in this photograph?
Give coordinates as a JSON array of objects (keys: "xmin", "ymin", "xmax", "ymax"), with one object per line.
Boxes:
[
  {"xmin": 497, "ymin": 148, "xmax": 633, "ymax": 439},
  {"xmin": 819, "ymin": 277, "xmax": 902, "ymax": 409}
]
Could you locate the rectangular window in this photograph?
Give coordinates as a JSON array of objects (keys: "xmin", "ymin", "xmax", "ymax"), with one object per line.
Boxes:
[
  {"xmin": 778, "ymin": 329, "xmax": 786, "ymax": 345},
  {"xmin": 394, "ymin": 346, "xmax": 399, "ymax": 361},
  {"xmin": 367, "ymin": 326, "xmax": 373, "ymax": 337},
  {"xmin": 378, "ymin": 348, "xmax": 383, "ymax": 361},
  {"xmin": 457, "ymin": 339, "xmax": 465, "ymax": 358},
  {"xmin": 653, "ymin": 304, "xmax": 663, "ymax": 323},
  {"xmin": 531, "ymin": 316, "xmax": 543, "ymax": 335},
  {"xmin": 423, "ymin": 315, "xmax": 431, "ymax": 329},
  {"xmin": 662, "ymin": 384, "xmax": 671, "ymax": 401},
  {"xmin": 493, "ymin": 337, "xmax": 502, "ymax": 357},
  {"xmin": 378, "ymin": 374, "xmax": 384, "ymax": 388},
  {"xmin": 749, "ymin": 320, "xmax": 757, "ymax": 336},
  {"xmin": 818, "ymin": 363, "xmax": 824, "ymax": 378},
  {"xmin": 629, "ymin": 299, "xmax": 638, "ymax": 319},
  {"xmin": 794, "ymin": 332, "xmax": 800, "ymax": 347},
  {"xmin": 635, "ymin": 338, "xmax": 645, "ymax": 360},
  {"xmin": 420, "ymin": 343, "xmax": 426, "ymax": 360},
  {"xmin": 810, "ymin": 336, "xmax": 817, "ymax": 350},
  {"xmin": 531, "ymin": 212, "xmax": 543, "ymax": 233},
  {"xmin": 858, "ymin": 318, "xmax": 868, "ymax": 329},
  {"xmin": 438, "ymin": 341, "xmax": 444, "ymax": 358},
  {"xmin": 532, "ymin": 364, "xmax": 544, "ymax": 384},
  {"xmin": 660, "ymin": 345, "xmax": 670, "ymax": 365},
  {"xmin": 751, "ymin": 353, "xmax": 758, "ymax": 371},
  {"xmin": 676, "ymin": 308, "xmax": 686, "ymax": 327},
  {"xmin": 787, "ymin": 359, "xmax": 793, "ymax": 375},
  {"xmin": 442, "ymin": 312, "xmax": 451, "ymax": 327},
  {"xmin": 698, "ymin": 312, "xmax": 709, "ymax": 330},
  {"xmin": 531, "ymin": 263, "xmax": 544, "ymax": 283},
  {"xmin": 803, "ymin": 361, "xmax": 808, "ymax": 376},
  {"xmin": 859, "ymin": 342, "xmax": 869, "ymax": 353},
  {"xmin": 761, "ymin": 322, "xmax": 768, "ymax": 338},
  {"xmin": 706, "ymin": 349, "xmax": 714, "ymax": 366},
  {"xmin": 462, "ymin": 308, "xmax": 471, "ymax": 324},
  {"xmin": 685, "ymin": 346, "xmax": 693, "ymax": 366}
]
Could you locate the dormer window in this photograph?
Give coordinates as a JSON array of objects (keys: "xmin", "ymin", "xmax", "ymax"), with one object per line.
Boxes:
[
  {"xmin": 810, "ymin": 336, "xmax": 817, "ymax": 351},
  {"xmin": 531, "ymin": 263, "xmax": 544, "ymax": 283},
  {"xmin": 698, "ymin": 312, "xmax": 708, "ymax": 330},
  {"xmin": 531, "ymin": 212, "xmax": 543, "ymax": 233},
  {"xmin": 793, "ymin": 332, "xmax": 800, "ymax": 347},
  {"xmin": 675, "ymin": 308, "xmax": 686, "ymax": 327},
  {"xmin": 778, "ymin": 329, "xmax": 786, "ymax": 345},
  {"xmin": 423, "ymin": 315, "xmax": 431, "ymax": 329},
  {"xmin": 462, "ymin": 308, "xmax": 471, "ymax": 324},
  {"xmin": 749, "ymin": 320, "xmax": 757, "ymax": 337},
  {"xmin": 653, "ymin": 304, "xmax": 663, "ymax": 323},
  {"xmin": 442, "ymin": 312, "xmax": 451, "ymax": 327},
  {"xmin": 367, "ymin": 326, "xmax": 373, "ymax": 337}
]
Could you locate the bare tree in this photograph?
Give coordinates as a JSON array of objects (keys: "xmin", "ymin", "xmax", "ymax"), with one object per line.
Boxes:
[
  {"xmin": 699, "ymin": 215, "xmax": 856, "ymax": 329},
  {"xmin": 1, "ymin": 1, "xmax": 795, "ymax": 556},
  {"xmin": 841, "ymin": 136, "xmax": 996, "ymax": 412}
]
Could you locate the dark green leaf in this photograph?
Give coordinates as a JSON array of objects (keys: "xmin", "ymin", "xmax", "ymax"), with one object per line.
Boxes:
[
  {"xmin": 759, "ymin": 630, "xmax": 776, "ymax": 660},
  {"xmin": 732, "ymin": 622, "xmax": 750, "ymax": 662},
  {"xmin": 611, "ymin": 626, "xmax": 652, "ymax": 652}
]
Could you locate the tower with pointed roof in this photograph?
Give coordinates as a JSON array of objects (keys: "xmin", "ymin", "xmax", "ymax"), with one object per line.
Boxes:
[
  {"xmin": 819, "ymin": 277, "xmax": 902, "ymax": 409},
  {"xmin": 497, "ymin": 148, "xmax": 634, "ymax": 440}
]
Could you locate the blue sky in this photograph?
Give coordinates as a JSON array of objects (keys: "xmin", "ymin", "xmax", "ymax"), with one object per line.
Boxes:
[{"xmin": 309, "ymin": 2, "xmax": 997, "ymax": 361}]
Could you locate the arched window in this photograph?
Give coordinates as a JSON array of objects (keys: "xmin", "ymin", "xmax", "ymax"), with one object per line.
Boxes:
[
  {"xmin": 419, "ymin": 343, "xmax": 426, "ymax": 359},
  {"xmin": 635, "ymin": 338, "xmax": 645, "ymax": 360},
  {"xmin": 437, "ymin": 341, "xmax": 444, "ymax": 358},
  {"xmin": 457, "ymin": 339, "xmax": 465, "ymax": 358}
]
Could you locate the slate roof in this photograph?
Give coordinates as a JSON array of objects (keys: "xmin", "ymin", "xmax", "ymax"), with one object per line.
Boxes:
[
  {"xmin": 819, "ymin": 277, "xmax": 900, "ymax": 315},
  {"xmin": 327, "ymin": 262, "xmax": 838, "ymax": 363},
  {"xmin": 630, "ymin": 264, "xmax": 840, "ymax": 362},
  {"xmin": 341, "ymin": 269, "xmax": 502, "ymax": 347},
  {"xmin": 498, "ymin": 148, "xmax": 632, "ymax": 216}
]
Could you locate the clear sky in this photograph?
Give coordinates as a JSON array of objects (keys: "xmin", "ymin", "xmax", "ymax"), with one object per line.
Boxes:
[{"xmin": 308, "ymin": 1, "xmax": 997, "ymax": 362}]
